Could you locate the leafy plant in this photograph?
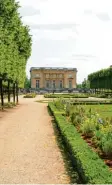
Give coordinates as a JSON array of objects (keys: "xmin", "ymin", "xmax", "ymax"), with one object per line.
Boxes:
[
  {"xmin": 0, "ymin": 0, "xmax": 32, "ymax": 87},
  {"xmin": 24, "ymin": 93, "xmax": 36, "ymax": 98},
  {"xmin": 48, "ymin": 102, "xmax": 112, "ymax": 184}
]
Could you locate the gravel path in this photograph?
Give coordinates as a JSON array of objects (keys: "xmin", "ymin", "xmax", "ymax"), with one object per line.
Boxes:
[{"xmin": 0, "ymin": 95, "xmax": 70, "ymax": 184}]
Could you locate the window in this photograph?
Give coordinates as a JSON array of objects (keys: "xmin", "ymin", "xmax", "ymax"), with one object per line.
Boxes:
[
  {"xmin": 46, "ymin": 80, "xmax": 50, "ymax": 88},
  {"xmin": 35, "ymin": 74, "xmax": 40, "ymax": 78},
  {"xmin": 69, "ymin": 80, "xmax": 72, "ymax": 88},
  {"xmin": 53, "ymin": 80, "xmax": 55, "ymax": 88},
  {"xmin": 46, "ymin": 74, "xmax": 49, "ymax": 78},
  {"xmin": 53, "ymin": 74, "xmax": 56, "ymax": 78},
  {"xmin": 68, "ymin": 74, "xmax": 72, "ymax": 78},
  {"xmin": 59, "ymin": 80, "xmax": 63, "ymax": 88},
  {"xmin": 36, "ymin": 80, "xmax": 40, "ymax": 88},
  {"xmin": 59, "ymin": 74, "xmax": 63, "ymax": 78}
]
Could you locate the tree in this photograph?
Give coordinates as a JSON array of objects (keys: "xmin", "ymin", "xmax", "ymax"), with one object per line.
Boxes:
[
  {"xmin": 77, "ymin": 84, "xmax": 82, "ymax": 88},
  {"xmin": 24, "ymin": 77, "xmax": 31, "ymax": 89},
  {"xmin": 82, "ymin": 78, "xmax": 90, "ymax": 89},
  {"xmin": 0, "ymin": 0, "xmax": 32, "ymax": 106},
  {"xmin": 88, "ymin": 67, "xmax": 112, "ymax": 89}
]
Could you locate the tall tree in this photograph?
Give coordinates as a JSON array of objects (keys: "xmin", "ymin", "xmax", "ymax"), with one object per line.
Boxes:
[{"xmin": 0, "ymin": 0, "xmax": 32, "ymax": 105}]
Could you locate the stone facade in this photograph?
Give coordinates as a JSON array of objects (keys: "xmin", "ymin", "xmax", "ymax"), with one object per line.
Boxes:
[{"xmin": 30, "ymin": 67, "xmax": 77, "ymax": 90}]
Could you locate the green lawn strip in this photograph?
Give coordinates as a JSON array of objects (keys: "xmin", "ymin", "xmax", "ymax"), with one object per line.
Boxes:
[
  {"xmin": 36, "ymin": 100, "xmax": 49, "ymax": 103},
  {"xmin": 48, "ymin": 102, "xmax": 112, "ymax": 184},
  {"xmin": 83, "ymin": 104, "xmax": 112, "ymax": 118}
]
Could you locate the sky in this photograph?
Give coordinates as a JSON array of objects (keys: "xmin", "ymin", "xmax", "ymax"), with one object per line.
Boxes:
[{"xmin": 18, "ymin": 0, "xmax": 112, "ymax": 83}]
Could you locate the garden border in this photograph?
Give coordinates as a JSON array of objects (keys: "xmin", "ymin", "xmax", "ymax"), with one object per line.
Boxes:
[{"xmin": 48, "ymin": 102, "xmax": 112, "ymax": 184}]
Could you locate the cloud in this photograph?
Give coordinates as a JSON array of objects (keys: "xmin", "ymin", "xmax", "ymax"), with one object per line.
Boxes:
[
  {"xmin": 19, "ymin": 0, "xmax": 112, "ymax": 83},
  {"xmin": 96, "ymin": 12, "xmax": 110, "ymax": 21},
  {"xmin": 28, "ymin": 23, "xmax": 79, "ymax": 31},
  {"xmin": 72, "ymin": 54, "xmax": 96, "ymax": 58},
  {"xmin": 84, "ymin": 9, "xmax": 93, "ymax": 15},
  {"xmin": 19, "ymin": 6, "xmax": 40, "ymax": 17}
]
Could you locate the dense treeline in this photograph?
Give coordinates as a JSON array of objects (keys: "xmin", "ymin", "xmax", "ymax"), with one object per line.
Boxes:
[
  {"xmin": 0, "ymin": 0, "xmax": 32, "ymax": 107},
  {"xmin": 88, "ymin": 67, "xmax": 112, "ymax": 90}
]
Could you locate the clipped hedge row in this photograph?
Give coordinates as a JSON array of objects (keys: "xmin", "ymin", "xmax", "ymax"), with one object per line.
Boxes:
[
  {"xmin": 48, "ymin": 102, "xmax": 112, "ymax": 184},
  {"xmin": 45, "ymin": 93, "xmax": 89, "ymax": 98},
  {"xmin": 72, "ymin": 101, "xmax": 112, "ymax": 105},
  {"xmin": 48, "ymin": 102, "xmax": 65, "ymax": 115}
]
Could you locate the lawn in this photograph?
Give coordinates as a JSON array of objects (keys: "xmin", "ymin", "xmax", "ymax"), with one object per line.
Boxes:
[{"xmin": 83, "ymin": 104, "xmax": 112, "ymax": 119}]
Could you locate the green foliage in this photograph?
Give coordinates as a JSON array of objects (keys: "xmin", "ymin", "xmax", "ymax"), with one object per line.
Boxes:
[
  {"xmin": 24, "ymin": 77, "xmax": 31, "ymax": 89},
  {"xmin": 48, "ymin": 102, "xmax": 65, "ymax": 115},
  {"xmin": 76, "ymin": 83, "xmax": 82, "ymax": 88},
  {"xmin": 88, "ymin": 67, "xmax": 112, "ymax": 89},
  {"xmin": 82, "ymin": 78, "xmax": 90, "ymax": 89},
  {"xmin": 0, "ymin": 102, "xmax": 16, "ymax": 109},
  {"xmin": 44, "ymin": 93, "xmax": 89, "ymax": 98},
  {"xmin": 69, "ymin": 103, "xmax": 112, "ymax": 156},
  {"xmin": 0, "ymin": 0, "xmax": 32, "ymax": 87},
  {"xmin": 24, "ymin": 93, "xmax": 36, "ymax": 98},
  {"xmin": 53, "ymin": 98, "xmax": 65, "ymax": 110},
  {"xmin": 48, "ymin": 102, "xmax": 112, "ymax": 184}
]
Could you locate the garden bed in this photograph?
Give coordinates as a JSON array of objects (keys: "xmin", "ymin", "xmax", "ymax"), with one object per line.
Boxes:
[
  {"xmin": 48, "ymin": 102, "xmax": 112, "ymax": 184},
  {"xmin": 64, "ymin": 103, "xmax": 112, "ymax": 169}
]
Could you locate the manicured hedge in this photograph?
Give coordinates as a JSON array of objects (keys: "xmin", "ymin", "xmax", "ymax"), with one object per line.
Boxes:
[
  {"xmin": 24, "ymin": 93, "xmax": 36, "ymax": 98},
  {"xmin": 88, "ymin": 67, "xmax": 112, "ymax": 89},
  {"xmin": 48, "ymin": 102, "xmax": 112, "ymax": 184},
  {"xmin": 45, "ymin": 94, "xmax": 89, "ymax": 98},
  {"xmin": 72, "ymin": 101, "xmax": 112, "ymax": 105}
]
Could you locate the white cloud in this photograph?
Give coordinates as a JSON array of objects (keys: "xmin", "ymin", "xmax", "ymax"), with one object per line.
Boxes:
[{"xmin": 18, "ymin": 0, "xmax": 112, "ymax": 83}]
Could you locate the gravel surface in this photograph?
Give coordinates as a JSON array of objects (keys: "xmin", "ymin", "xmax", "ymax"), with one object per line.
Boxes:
[{"xmin": 0, "ymin": 95, "xmax": 70, "ymax": 183}]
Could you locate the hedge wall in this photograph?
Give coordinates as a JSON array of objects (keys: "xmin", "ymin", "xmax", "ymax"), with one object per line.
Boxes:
[{"xmin": 88, "ymin": 67, "xmax": 112, "ymax": 89}]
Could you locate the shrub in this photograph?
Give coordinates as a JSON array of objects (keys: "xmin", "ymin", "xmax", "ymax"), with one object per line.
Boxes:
[
  {"xmin": 54, "ymin": 98, "xmax": 65, "ymax": 110},
  {"xmin": 24, "ymin": 93, "xmax": 36, "ymax": 98},
  {"xmin": 99, "ymin": 127, "xmax": 112, "ymax": 156}
]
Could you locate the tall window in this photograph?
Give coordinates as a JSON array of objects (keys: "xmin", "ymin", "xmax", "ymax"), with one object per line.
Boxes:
[
  {"xmin": 69, "ymin": 80, "xmax": 72, "ymax": 88},
  {"xmin": 59, "ymin": 80, "xmax": 63, "ymax": 89},
  {"xmin": 53, "ymin": 80, "xmax": 55, "ymax": 88},
  {"xmin": 68, "ymin": 74, "xmax": 72, "ymax": 78},
  {"xmin": 46, "ymin": 80, "xmax": 50, "ymax": 88},
  {"xmin": 36, "ymin": 80, "xmax": 40, "ymax": 88}
]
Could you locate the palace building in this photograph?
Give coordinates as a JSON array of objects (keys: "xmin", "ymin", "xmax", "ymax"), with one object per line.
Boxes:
[{"xmin": 30, "ymin": 67, "xmax": 77, "ymax": 90}]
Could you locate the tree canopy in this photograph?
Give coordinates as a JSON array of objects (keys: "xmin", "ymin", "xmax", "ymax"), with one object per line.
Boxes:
[
  {"xmin": 88, "ymin": 67, "xmax": 112, "ymax": 89},
  {"xmin": 0, "ymin": 0, "xmax": 32, "ymax": 87}
]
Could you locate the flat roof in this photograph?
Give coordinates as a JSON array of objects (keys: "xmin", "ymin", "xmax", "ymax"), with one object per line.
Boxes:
[{"xmin": 30, "ymin": 67, "xmax": 77, "ymax": 72}]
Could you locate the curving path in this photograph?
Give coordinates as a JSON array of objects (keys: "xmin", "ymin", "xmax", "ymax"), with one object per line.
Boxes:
[{"xmin": 0, "ymin": 95, "xmax": 70, "ymax": 183}]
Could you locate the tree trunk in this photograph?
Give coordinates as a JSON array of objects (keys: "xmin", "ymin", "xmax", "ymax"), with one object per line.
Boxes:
[
  {"xmin": 0, "ymin": 79, "xmax": 4, "ymax": 110},
  {"xmin": 8, "ymin": 80, "xmax": 10, "ymax": 103},
  {"xmin": 16, "ymin": 82, "xmax": 19, "ymax": 104},
  {"xmin": 13, "ymin": 83, "xmax": 15, "ymax": 103}
]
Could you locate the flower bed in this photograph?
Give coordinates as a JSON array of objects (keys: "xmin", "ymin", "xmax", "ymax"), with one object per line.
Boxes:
[{"xmin": 48, "ymin": 102, "xmax": 112, "ymax": 184}]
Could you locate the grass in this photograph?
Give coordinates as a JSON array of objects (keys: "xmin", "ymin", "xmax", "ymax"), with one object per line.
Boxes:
[
  {"xmin": 83, "ymin": 104, "xmax": 112, "ymax": 118},
  {"xmin": 36, "ymin": 100, "xmax": 51, "ymax": 103}
]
